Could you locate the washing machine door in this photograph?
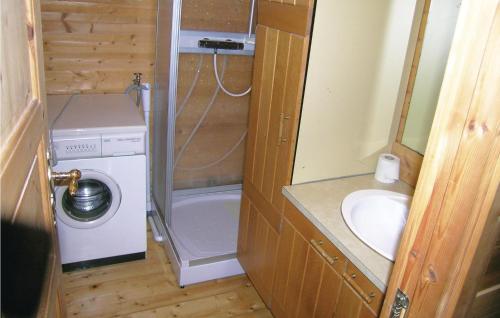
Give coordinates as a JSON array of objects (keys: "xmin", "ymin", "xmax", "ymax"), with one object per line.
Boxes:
[{"xmin": 55, "ymin": 169, "xmax": 122, "ymax": 229}]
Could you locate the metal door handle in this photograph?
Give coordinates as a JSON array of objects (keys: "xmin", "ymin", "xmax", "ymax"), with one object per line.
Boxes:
[
  {"xmin": 51, "ymin": 169, "xmax": 81, "ymax": 196},
  {"xmin": 310, "ymin": 239, "xmax": 338, "ymax": 265},
  {"xmin": 277, "ymin": 112, "xmax": 290, "ymax": 145}
]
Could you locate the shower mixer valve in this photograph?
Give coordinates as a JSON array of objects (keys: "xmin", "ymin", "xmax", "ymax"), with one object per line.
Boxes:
[{"xmin": 198, "ymin": 38, "xmax": 244, "ymax": 51}]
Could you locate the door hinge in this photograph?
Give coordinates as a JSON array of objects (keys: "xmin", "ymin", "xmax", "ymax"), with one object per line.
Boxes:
[{"xmin": 390, "ymin": 289, "xmax": 410, "ymax": 318}]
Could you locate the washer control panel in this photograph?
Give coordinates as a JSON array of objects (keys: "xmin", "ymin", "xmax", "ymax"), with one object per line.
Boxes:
[
  {"xmin": 102, "ymin": 132, "xmax": 145, "ymax": 157},
  {"xmin": 53, "ymin": 135, "xmax": 102, "ymax": 160},
  {"xmin": 53, "ymin": 132, "xmax": 145, "ymax": 160}
]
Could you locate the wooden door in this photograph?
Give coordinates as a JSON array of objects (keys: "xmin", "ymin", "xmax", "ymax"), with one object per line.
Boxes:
[
  {"xmin": 1, "ymin": 0, "xmax": 65, "ymax": 317},
  {"xmin": 381, "ymin": 0, "xmax": 500, "ymax": 317},
  {"xmin": 237, "ymin": 0, "xmax": 315, "ymax": 305}
]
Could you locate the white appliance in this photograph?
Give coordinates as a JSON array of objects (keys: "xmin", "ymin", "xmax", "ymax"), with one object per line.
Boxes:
[{"xmin": 49, "ymin": 94, "xmax": 147, "ymax": 271}]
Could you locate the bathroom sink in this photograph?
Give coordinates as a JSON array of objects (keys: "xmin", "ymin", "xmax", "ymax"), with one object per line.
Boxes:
[{"xmin": 341, "ymin": 190, "xmax": 411, "ymax": 261}]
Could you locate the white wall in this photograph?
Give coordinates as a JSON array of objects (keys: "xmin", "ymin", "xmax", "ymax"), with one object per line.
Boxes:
[{"xmin": 292, "ymin": 0, "xmax": 417, "ymax": 184}]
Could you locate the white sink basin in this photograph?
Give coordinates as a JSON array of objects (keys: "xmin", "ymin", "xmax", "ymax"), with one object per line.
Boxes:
[{"xmin": 341, "ymin": 190, "xmax": 411, "ymax": 261}]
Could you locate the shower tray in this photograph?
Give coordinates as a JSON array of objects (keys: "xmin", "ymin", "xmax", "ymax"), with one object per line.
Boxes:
[{"xmin": 159, "ymin": 185, "xmax": 244, "ymax": 286}]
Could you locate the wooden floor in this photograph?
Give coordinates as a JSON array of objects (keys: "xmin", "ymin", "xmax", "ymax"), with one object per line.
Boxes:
[{"xmin": 62, "ymin": 232, "xmax": 272, "ymax": 318}]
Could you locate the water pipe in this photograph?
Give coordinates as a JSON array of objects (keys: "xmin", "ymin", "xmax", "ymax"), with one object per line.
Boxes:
[{"xmin": 141, "ymin": 83, "xmax": 152, "ymax": 212}]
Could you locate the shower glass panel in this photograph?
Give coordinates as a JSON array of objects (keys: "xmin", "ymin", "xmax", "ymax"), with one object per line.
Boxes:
[
  {"xmin": 173, "ymin": 53, "xmax": 252, "ymax": 190},
  {"xmin": 153, "ymin": 0, "xmax": 180, "ymax": 226},
  {"xmin": 173, "ymin": 0, "xmax": 255, "ymax": 191},
  {"xmin": 152, "ymin": 0, "xmax": 256, "ymax": 286}
]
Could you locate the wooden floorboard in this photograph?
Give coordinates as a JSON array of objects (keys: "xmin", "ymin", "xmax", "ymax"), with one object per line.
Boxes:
[{"xmin": 63, "ymin": 231, "xmax": 272, "ymax": 318}]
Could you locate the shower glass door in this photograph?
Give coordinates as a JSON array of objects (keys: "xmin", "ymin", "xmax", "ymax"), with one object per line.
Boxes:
[
  {"xmin": 152, "ymin": 0, "xmax": 181, "ymax": 226},
  {"xmin": 173, "ymin": 52, "xmax": 251, "ymax": 190}
]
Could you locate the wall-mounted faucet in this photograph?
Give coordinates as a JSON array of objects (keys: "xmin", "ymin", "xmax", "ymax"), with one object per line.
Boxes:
[{"xmin": 125, "ymin": 73, "xmax": 148, "ymax": 107}]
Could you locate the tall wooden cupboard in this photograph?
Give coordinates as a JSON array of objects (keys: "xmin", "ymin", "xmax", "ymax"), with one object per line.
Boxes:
[{"xmin": 236, "ymin": 0, "xmax": 315, "ymax": 308}]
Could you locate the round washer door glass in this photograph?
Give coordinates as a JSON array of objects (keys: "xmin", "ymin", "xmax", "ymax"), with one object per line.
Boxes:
[{"xmin": 55, "ymin": 170, "xmax": 121, "ymax": 229}]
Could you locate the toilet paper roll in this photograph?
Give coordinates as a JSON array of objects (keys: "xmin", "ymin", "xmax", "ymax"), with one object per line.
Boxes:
[{"xmin": 374, "ymin": 153, "xmax": 400, "ymax": 183}]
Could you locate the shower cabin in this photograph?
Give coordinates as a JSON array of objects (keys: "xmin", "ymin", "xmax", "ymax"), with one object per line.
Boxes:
[{"xmin": 150, "ymin": 0, "xmax": 256, "ymax": 285}]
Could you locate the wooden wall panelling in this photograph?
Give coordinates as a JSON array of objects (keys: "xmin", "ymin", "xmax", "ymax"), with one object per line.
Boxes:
[
  {"xmin": 381, "ymin": 1, "xmax": 500, "ymax": 316},
  {"xmin": 181, "ymin": 0, "xmax": 254, "ymax": 33},
  {"xmin": 173, "ymin": 54, "xmax": 252, "ymax": 189},
  {"xmin": 41, "ymin": 0, "xmax": 157, "ymax": 94}
]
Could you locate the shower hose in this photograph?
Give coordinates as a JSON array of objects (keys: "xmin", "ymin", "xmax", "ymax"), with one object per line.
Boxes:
[{"xmin": 174, "ymin": 53, "xmax": 251, "ymax": 171}]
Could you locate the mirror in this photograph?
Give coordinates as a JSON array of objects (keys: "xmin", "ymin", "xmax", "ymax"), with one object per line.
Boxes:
[{"xmin": 400, "ymin": 0, "xmax": 462, "ymax": 155}]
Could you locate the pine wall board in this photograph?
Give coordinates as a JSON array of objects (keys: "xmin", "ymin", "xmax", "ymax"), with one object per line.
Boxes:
[
  {"xmin": 40, "ymin": 0, "xmax": 254, "ymax": 189},
  {"xmin": 41, "ymin": 0, "xmax": 254, "ymax": 94},
  {"xmin": 41, "ymin": 0, "xmax": 157, "ymax": 94},
  {"xmin": 181, "ymin": 0, "xmax": 254, "ymax": 33}
]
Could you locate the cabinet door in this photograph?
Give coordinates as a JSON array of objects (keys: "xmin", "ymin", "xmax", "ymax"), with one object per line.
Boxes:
[
  {"xmin": 272, "ymin": 219, "xmax": 343, "ymax": 317},
  {"xmin": 336, "ymin": 281, "xmax": 364, "ymax": 318},
  {"xmin": 238, "ymin": 0, "xmax": 315, "ymax": 306},
  {"xmin": 238, "ymin": 194, "xmax": 279, "ymax": 306},
  {"xmin": 272, "ymin": 219, "xmax": 309, "ymax": 317},
  {"xmin": 336, "ymin": 281, "xmax": 378, "ymax": 318},
  {"xmin": 243, "ymin": 0, "xmax": 314, "ymax": 227}
]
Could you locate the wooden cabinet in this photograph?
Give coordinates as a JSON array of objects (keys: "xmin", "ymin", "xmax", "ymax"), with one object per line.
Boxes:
[
  {"xmin": 343, "ymin": 263, "xmax": 384, "ymax": 314},
  {"xmin": 271, "ymin": 199, "xmax": 384, "ymax": 318},
  {"xmin": 336, "ymin": 281, "xmax": 377, "ymax": 318},
  {"xmin": 271, "ymin": 217, "xmax": 343, "ymax": 318},
  {"xmin": 237, "ymin": 194, "xmax": 280, "ymax": 306},
  {"xmin": 237, "ymin": 0, "xmax": 314, "ymax": 306}
]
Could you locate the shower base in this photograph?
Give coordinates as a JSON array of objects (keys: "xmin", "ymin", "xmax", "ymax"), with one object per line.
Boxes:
[{"xmin": 159, "ymin": 185, "xmax": 244, "ymax": 286}]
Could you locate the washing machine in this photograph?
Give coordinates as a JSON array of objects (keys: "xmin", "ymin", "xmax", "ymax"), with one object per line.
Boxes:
[{"xmin": 49, "ymin": 94, "xmax": 147, "ymax": 271}]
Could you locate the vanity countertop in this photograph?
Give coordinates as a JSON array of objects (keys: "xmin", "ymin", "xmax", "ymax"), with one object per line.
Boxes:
[{"xmin": 282, "ymin": 174, "xmax": 413, "ymax": 292}]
